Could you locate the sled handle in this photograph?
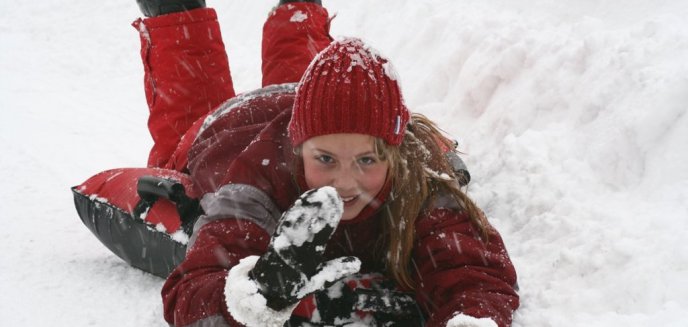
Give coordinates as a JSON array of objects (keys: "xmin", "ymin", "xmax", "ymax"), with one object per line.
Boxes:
[
  {"xmin": 137, "ymin": 176, "xmax": 187, "ymax": 203},
  {"xmin": 134, "ymin": 176, "xmax": 202, "ymax": 234},
  {"xmin": 446, "ymin": 151, "xmax": 471, "ymax": 186}
]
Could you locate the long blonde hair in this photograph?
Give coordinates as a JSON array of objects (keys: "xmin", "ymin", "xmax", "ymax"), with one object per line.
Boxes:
[{"xmin": 375, "ymin": 113, "xmax": 491, "ymax": 290}]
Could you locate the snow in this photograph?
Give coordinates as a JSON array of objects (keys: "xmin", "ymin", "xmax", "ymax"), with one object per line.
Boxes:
[
  {"xmin": 225, "ymin": 255, "xmax": 297, "ymax": 327},
  {"xmin": 295, "ymin": 256, "xmax": 361, "ymax": 300},
  {"xmin": 2, "ymin": 0, "xmax": 687, "ymax": 326},
  {"xmin": 290, "ymin": 10, "xmax": 308, "ymax": 23},
  {"xmin": 447, "ymin": 314, "xmax": 497, "ymax": 327},
  {"xmin": 169, "ymin": 229, "xmax": 189, "ymax": 245}
]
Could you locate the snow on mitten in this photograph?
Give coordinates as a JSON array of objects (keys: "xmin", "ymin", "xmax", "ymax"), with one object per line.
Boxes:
[
  {"xmin": 250, "ymin": 186, "xmax": 361, "ymax": 310},
  {"xmin": 446, "ymin": 313, "xmax": 498, "ymax": 327},
  {"xmin": 354, "ymin": 288, "xmax": 423, "ymax": 325},
  {"xmin": 307, "ymin": 273, "xmax": 424, "ymax": 326}
]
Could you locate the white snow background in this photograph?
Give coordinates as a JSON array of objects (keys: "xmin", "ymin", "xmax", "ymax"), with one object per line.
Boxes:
[{"xmin": 1, "ymin": 0, "xmax": 687, "ymax": 326}]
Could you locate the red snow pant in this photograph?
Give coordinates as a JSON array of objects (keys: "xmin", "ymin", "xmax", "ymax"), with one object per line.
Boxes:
[
  {"xmin": 72, "ymin": 2, "xmax": 332, "ymax": 280},
  {"xmin": 132, "ymin": 4, "xmax": 332, "ymax": 169}
]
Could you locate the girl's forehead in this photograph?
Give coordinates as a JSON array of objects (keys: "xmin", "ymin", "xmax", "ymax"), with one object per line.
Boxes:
[{"xmin": 303, "ymin": 133, "xmax": 377, "ymax": 155}]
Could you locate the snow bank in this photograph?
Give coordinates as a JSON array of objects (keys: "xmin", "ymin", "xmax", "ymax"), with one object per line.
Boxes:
[
  {"xmin": 327, "ymin": 1, "xmax": 688, "ymax": 326},
  {"xmin": 244, "ymin": 1, "xmax": 688, "ymax": 326},
  {"xmin": 2, "ymin": 0, "xmax": 687, "ymax": 326}
]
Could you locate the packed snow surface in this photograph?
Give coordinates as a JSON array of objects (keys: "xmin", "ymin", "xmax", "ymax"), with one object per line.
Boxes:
[{"xmin": 2, "ymin": 0, "xmax": 687, "ymax": 326}]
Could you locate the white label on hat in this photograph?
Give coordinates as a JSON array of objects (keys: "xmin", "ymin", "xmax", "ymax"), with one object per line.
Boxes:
[{"xmin": 394, "ymin": 115, "xmax": 401, "ymax": 135}]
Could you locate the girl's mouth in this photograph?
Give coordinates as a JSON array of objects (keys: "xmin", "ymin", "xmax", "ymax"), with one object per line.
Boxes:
[{"xmin": 341, "ymin": 195, "xmax": 358, "ymax": 206}]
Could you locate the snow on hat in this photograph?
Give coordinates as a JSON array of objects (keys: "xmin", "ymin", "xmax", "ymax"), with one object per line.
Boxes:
[{"xmin": 288, "ymin": 37, "xmax": 410, "ymax": 146}]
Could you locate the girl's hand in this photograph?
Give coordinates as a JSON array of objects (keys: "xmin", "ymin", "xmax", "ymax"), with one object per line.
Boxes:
[
  {"xmin": 309, "ymin": 273, "xmax": 424, "ymax": 326},
  {"xmin": 249, "ymin": 186, "xmax": 361, "ymax": 311}
]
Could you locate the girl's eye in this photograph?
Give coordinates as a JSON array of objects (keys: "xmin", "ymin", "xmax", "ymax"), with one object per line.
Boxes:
[
  {"xmin": 357, "ymin": 156, "xmax": 378, "ymax": 166},
  {"xmin": 316, "ymin": 155, "xmax": 335, "ymax": 164}
]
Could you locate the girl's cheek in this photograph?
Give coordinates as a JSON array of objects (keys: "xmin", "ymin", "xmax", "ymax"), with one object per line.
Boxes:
[
  {"xmin": 304, "ymin": 165, "xmax": 328, "ymax": 189},
  {"xmin": 363, "ymin": 165, "xmax": 388, "ymax": 190}
]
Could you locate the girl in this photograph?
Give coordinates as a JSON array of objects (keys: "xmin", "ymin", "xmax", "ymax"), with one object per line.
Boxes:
[{"xmin": 133, "ymin": 1, "xmax": 519, "ymax": 326}]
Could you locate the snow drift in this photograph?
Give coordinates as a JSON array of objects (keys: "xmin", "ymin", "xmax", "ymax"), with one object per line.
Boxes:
[{"xmin": 1, "ymin": 0, "xmax": 687, "ymax": 326}]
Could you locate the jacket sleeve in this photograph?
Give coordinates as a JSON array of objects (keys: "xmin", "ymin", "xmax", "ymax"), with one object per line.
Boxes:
[
  {"xmin": 161, "ymin": 184, "xmax": 278, "ymax": 327},
  {"xmin": 413, "ymin": 207, "xmax": 519, "ymax": 327}
]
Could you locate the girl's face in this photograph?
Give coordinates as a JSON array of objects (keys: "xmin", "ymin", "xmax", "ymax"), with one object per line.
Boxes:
[{"xmin": 302, "ymin": 133, "xmax": 389, "ymax": 221}]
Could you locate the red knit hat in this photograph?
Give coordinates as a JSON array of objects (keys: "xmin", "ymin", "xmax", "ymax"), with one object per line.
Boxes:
[{"xmin": 288, "ymin": 37, "xmax": 410, "ymax": 146}]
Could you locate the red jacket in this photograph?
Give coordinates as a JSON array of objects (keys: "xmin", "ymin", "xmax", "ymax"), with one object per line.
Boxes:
[
  {"xmin": 135, "ymin": 5, "xmax": 519, "ymax": 327},
  {"xmin": 165, "ymin": 102, "xmax": 519, "ymax": 326}
]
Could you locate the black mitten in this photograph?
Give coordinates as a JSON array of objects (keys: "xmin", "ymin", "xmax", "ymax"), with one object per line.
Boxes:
[
  {"xmin": 249, "ymin": 187, "xmax": 361, "ymax": 311},
  {"xmin": 355, "ymin": 288, "xmax": 425, "ymax": 326},
  {"xmin": 306, "ymin": 274, "xmax": 425, "ymax": 326}
]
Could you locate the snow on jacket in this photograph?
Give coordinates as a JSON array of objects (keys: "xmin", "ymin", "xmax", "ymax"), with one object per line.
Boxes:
[{"xmin": 133, "ymin": 5, "xmax": 519, "ymax": 327}]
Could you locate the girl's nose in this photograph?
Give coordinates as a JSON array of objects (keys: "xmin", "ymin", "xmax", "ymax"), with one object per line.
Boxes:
[{"xmin": 332, "ymin": 168, "xmax": 357, "ymax": 193}]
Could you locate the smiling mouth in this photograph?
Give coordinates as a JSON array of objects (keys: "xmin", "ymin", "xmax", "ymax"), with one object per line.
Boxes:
[{"xmin": 341, "ymin": 195, "xmax": 358, "ymax": 204}]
